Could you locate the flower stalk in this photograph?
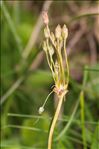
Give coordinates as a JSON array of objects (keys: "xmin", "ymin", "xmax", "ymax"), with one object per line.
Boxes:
[{"xmin": 42, "ymin": 11, "xmax": 70, "ymax": 149}]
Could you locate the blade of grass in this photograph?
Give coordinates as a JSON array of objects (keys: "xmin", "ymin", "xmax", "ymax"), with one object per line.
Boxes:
[
  {"xmin": 62, "ymin": 135, "xmax": 89, "ymax": 147},
  {"xmin": 1, "ymin": 144, "xmax": 37, "ymax": 149},
  {"xmin": 2, "ymin": 124, "xmax": 48, "ymax": 133},
  {"xmin": 12, "ymin": 0, "xmax": 20, "ymax": 25},
  {"xmin": 7, "ymin": 113, "xmax": 98, "ymax": 125},
  {"xmin": 91, "ymin": 121, "xmax": 99, "ymax": 149},
  {"xmin": 84, "ymin": 68, "xmax": 99, "ymax": 72},
  {"xmin": 80, "ymin": 65, "xmax": 89, "ymax": 149},
  {"xmin": 0, "ymin": 76, "xmax": 24, "ymax": 105},
  {"xmin": 80, "ymin": 91, "xmax": 87, "ymax": 149},
  {"xmin": 69, "ymin": 13, "xmax": 99, "ymax": 24},
  {"xmin": 1, "ymin": 1, "xmax": 23, "ymax": 53}
]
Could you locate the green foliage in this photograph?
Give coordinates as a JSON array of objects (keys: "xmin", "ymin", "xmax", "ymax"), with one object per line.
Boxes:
[
  {"xmin": 26, "ymin": 70, "xmax": 53, "ymax": 88},
  {"xmin": 86, "ymin": 64, "xmax": 99, "ymax": 99},
  {"xmin": 17, "ymin": 23, "xmax": 33, "ymax": 45},
  {"xmin": 21, "ymin": 114, "xmax": 49, "ymax": 146}
]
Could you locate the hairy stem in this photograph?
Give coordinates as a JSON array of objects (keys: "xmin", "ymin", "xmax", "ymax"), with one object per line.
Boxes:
[{"xmin": 48, "ymin": 94, "xmax": 64, "ymax": 149}]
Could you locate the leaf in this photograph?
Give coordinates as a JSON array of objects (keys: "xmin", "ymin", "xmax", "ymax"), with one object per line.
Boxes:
[{"xmin": 91, "ymin": 124, "xmax": 99, "ymax": 149}]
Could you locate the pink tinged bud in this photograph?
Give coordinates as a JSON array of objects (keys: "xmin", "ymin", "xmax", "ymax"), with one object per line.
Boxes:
[
  {"xmin": 55, "ymin": 24, "xmax": 61, "ymax": 39},
  {"xmin": 42, "ymin": 11, "xmax": 49, "ymax": 25},
  {"xmin": 62, "ymin": 24, "xmax": 68, "ymax": 39}
]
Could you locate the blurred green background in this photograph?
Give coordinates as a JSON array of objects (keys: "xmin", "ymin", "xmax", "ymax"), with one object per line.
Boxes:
[{"xmin": 1, "ymin": 1, "xmax": 99, "ymax": 149}]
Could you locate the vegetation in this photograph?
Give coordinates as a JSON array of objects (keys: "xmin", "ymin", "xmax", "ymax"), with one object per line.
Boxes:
[{"xmin": 1, "ymin": 1, "xmax": 99, "ymax": 149}]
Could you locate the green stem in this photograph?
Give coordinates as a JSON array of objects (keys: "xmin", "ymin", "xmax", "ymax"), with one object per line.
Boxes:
[
  {"xmin": 64, "ymin": 40, "xmax": 69, "ymax": 85},
  {"xmin": 48, "ymin": 94, "xmax": 64, "ymax": 149},
  {"xmin": 57, "ymin": 39, "xmax": 65, "ymax": 84},
  {"xmin": 80, "ymin": 91, "xmax": 87, "ymax": 149},
  {"xmin": 45, "ymin": 40, "xmax": 56, "ymax": 82}
]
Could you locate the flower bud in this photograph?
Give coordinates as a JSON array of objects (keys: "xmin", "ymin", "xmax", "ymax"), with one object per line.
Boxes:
[
  {"xmin": 55, "ymin": 24, "xmax": 61, "ymax": 39},
  {"xmin": 51, "ymin": 32, "xmax": 55, "ymax": 42},
  {"xmin": 42, "ymin": 11, "xmax": 49, "ymax": 25},
  {"xmin": 44, "ymin": 27, "xmax": 50, "ymax": 38},
  {"xmin": 43, "ymin": 41, "xmax": 47, "ymax": 52},
  {"xmin": 39, "ymin": 107, "xmax": 44, "ymax": 114},
  {"xmin": 49, "ymin": 46, "xmax": 54, "ymax": 56},
  {"xmin": 62, "ymin": 24, "xmax": 68, "ymax": 39}
]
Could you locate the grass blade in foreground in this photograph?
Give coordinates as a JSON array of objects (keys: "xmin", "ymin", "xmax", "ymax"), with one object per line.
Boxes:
[{"xmin": 80, "ymin": 91, "xmax": 87, "ymax": 149}]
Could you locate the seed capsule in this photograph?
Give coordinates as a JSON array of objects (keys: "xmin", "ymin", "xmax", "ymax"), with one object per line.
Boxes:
[{"xmin": 39, "ymin": 107, "xmax": 44, "ymax": 114}]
